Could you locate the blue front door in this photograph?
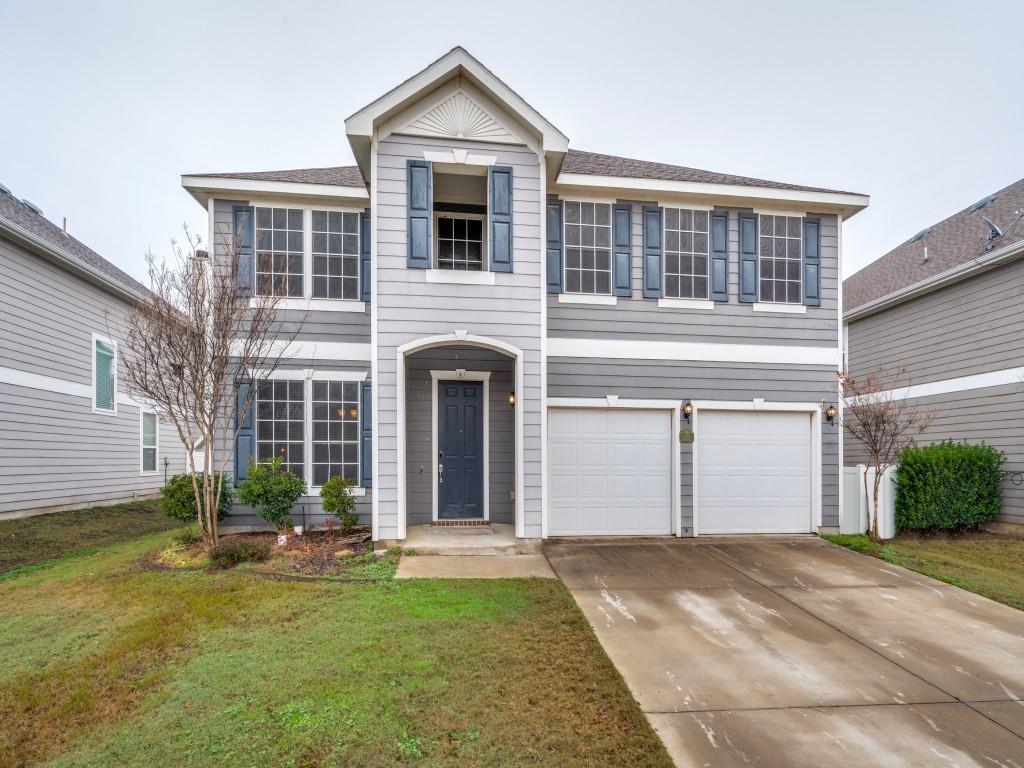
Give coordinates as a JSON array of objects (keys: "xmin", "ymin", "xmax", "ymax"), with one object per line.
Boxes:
[{"xmin": 438, "ymin": 381, "xmax": 484, "ymax": 519}]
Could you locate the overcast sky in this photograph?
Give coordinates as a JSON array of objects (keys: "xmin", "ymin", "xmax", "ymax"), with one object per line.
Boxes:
[{"xmin": 2, "ymin": 0, "xmax": 1022, "ymax": 283}]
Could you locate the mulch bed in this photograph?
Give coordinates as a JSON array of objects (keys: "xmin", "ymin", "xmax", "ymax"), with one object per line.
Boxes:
[{"xmin": 236, "ymin": 527, "xmax": 374, "ymax": 576}]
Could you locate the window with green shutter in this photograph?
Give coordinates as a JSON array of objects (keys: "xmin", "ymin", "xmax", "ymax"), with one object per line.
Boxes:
[
  {"xmin": 93, "ymin": 337, "xmax": 116, "ymax": 413},
  {"xmin": 141, "ymin": 412, "xmax": 158, "ymax": 474}
]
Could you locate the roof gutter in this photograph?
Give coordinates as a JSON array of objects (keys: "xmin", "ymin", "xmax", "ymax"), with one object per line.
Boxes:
[
  {"xmin": 844, "ymin": 236, "xmax": 1024, "ymax": 323},
  {"xmin": 0, "ymin": 214, "xmax": 143, "ymax": 303}
]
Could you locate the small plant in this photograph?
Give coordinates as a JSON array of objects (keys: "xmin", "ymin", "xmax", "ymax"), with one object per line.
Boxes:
[
  {"xmin": 209, "ymin": 538, "xmax": 271, "ymax": 568},
  {"xmin": 161, "ymin": 472, "xmax": 232, "ymax": 531},
  {"xmin": 320, "ymin": 475, "xmax": 358, "ymax": 534},
  {"xmin": 236, "ymin": 457, "xmax": 306, "ymax": 531}
]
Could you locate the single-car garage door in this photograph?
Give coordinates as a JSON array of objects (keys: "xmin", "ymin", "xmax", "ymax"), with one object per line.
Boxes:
[
  {"xmin": 548, "ymin": 408, "xmax": 673, "ymax": 536},
  {"xmin": 697, "ymin": 410, "xmax": 812, "ymax": 534}
]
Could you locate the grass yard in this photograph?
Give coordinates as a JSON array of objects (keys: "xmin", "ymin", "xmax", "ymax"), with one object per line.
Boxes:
[
  {"xmin": 824, "ymin": 531, "xmax": 1024, "ymax": 611},
  {"xmin": 0, "ymin": 529, "xmax": 671, "ymax": 768},
  {"xmin": 0, "ymin": 499, "xmax": 176, "ymax": 574}
]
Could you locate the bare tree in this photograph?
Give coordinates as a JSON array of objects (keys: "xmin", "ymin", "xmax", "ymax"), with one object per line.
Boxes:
[
  {"xmin": 121, "ymin": 223, "xmax": 301, "ymax": 545},
  {"xmin": 839, "ymin": 367, "xmax": 933, "ymax": 541}
]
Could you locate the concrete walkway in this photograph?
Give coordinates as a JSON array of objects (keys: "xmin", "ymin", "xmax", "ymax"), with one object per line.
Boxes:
[
  {"xmin": 395, "ymin": 554, "xmax": 555, "ymax": 579},
  {"xmin": 545, "ymin": 537, "xmax": 1024, "ymax": 767}
]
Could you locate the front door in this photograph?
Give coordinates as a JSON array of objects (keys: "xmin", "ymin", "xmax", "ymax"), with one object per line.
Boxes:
[{"xmin": 438, "ymin": 380, "xmax": 484, "ymax": 519}]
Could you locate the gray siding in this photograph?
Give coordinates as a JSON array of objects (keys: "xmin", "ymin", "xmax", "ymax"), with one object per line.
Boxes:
[
  {"xmin": 0, "ymin": 235, "xmax": 188, "ymax": 516},
  {"xmin": 375, "ymin": 134, "xmax": 543, "ymax": 539},
  {"xmin": 404, "ymin": 347, "xmax": 515, "ymax": 526},
  {"xmin": 548, "ymin": 206, "xmax": 840, "ymax": 348},
  {"xmin": 548, "ymin": 358, "xmax": 840, "ymax": 532}
]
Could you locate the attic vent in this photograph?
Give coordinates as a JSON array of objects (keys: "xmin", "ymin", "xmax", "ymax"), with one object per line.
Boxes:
[
  {"xmin": 970, "ymin": 194, "xmax": 997, "ymax": 213},
  {"xmin": 910, "ymin": 227, "xmax": 931, "ymax": 243},
  {"xmin": 21, "ymin": 198, "xmax": 43, "ymax": 215}
]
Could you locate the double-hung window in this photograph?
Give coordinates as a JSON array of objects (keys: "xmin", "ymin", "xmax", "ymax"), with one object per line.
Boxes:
[
  {"xmin": 312, "ymin": 211, "xmax": 360, "ymax": 299},
  {"xmin": 311, "ymin": 381, "xmax": 359, "ymax": 485},
  {"xmin": 141, "ymin": 411, "xmax": 158, "ymax": 474},
  {"xmin": 564, "ymin": 201, "xmax": 612, "ymax": 294},
  {"xmin": 92, "ymin": 335, "xmax": 116, "ymax": 413},
  {"xmin": 436, "ymin": 214, "xmax": 485, "ymax": 271},
  {"xmin": 255, "ymin": 207, "xmax": 304, "ymax": 298},
  {"xmin": 256, "ymin": 380, "xmax": 305, "ymax": 478},
  {"xmin": 759, "ymin": 214, "xmax": 803, "ymax": 303},
  {"xmin": 664, "ymin": 208, "xmax": 710, "ymax": 299}
]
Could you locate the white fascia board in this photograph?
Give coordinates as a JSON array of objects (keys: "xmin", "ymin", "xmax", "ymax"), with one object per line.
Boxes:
[
  {"xmin": 547, "ymin": 337, "xmax": 840, "ymax": 367},
  {"xmin": 181, "ymin": 176, "xmax": 368, "ymax": 207},
  {"xmin": 554, "ymin": 173, "xmax": 870, "ymax": 218}
]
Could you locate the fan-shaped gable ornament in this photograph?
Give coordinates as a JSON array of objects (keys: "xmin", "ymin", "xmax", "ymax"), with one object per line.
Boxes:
[{"xmin": 404, "ymin": 91, "xmax": 517, "ymax": 143}]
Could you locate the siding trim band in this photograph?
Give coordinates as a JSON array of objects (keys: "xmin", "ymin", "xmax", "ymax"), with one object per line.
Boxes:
[
  {"xmin": 0, "ymin": 364, "xmax": 141, "ymax": 408},
  {"xmin": 546, "ymin": 338, "xmax": 840, "ymax": 366},
  {"xmin": 846, "ymin": 365, "xmax": 1024, "ymax": 404}
]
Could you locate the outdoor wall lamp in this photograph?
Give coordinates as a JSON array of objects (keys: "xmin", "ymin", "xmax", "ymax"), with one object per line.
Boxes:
[
  {"xmin": 682, "ymin": 401, "xmax": 693, "ymax": 424},
  {"xmin": 825, "ymin": 404, "xmax": 837, "ymax": 424},
  {"xmin": 508, "ymin": 390, "xmax": 516, "ymax": 408}
]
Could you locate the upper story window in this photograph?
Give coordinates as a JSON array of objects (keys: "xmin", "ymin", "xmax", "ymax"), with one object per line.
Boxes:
[
  {"xmin": 564, "ymin": 201, "xmax": 612, "ymax": 294},
  {"xmin": 664, "ymin": 208, "xmax": 710, "ymax": 299},
  {"xmin": 141, "ymin": 411, "xmax": 158, "ymax": 474},
  {"xmin": 759, "ymin": 214, "xmax": 802, "ymax": 303},
  {"xmin": 312, "ymin": 211, "xmax": 359, "ymax": 299},
  {"xmin": 255, "ymin": 207, "xmax": 304, "ymax": 298},
  {"xmin": 436, "ymin": 214, "xmax": 485, "ymax": 271},
  {"xmin": 92, "ymin": 335, "xmax": 116, "ymax": 414}
]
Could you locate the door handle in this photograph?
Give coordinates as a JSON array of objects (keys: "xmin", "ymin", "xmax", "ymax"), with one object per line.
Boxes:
[{"xmin": 438, "ymin": 463, "xmax": 444, "ymax": 484}]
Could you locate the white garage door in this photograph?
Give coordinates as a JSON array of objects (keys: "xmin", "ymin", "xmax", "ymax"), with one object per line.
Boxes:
[
  {"xmin": 697, "ymin": 410, "xmax": 812, "ymax": 534},
  {"xmin": 548, "ymin": 408, "xmax": 673, "ymax": 536}
]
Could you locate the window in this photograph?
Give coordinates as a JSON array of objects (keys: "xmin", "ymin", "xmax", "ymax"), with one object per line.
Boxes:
[
  {"xmin": 436, "ymin": 214, "xmax": 485, "ymax": 271},
  {"xmin": 141, "ymin": 412, "xmax": 158, "ymax": 474},
  {"xmin": 564, "ymin": 201, "xmax": 612, "ymax": 294},
  {"xmin": 664, "ymin": 208, "xmax": 710, "ymax": 299},
  {"xmin": 759, "ymin": 214, "xmax": 803, "ymax": 303},
  {"xmin": 256, "ymin": 380, "xmax": 305, "ymax": 478},
  {"xmin": 311, "ymin": 381, "xmax": 359, "ymax": 485},
  {"xmin": 312, "ymin": 210, "xmax": 359, "ymax": 299},
  {"xmin": 93, "ymin": 335, "xmax": 116, "ymax": 413},
  {"xmin": 255, "ymin": 207, "xmax": 304, "ymax": 297}
]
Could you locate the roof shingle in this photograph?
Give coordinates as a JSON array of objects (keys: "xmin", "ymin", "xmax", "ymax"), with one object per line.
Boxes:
[{"xmin": 194, "ymin": 165, "xmax": 366, "ymax": 187}]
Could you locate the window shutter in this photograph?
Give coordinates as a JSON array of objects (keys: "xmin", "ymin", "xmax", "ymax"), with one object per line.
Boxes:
[
  {"xmin": 94, "ymin": 339, "xmax": 115, "ymax": 411},
  {"xmin": 613, "ymin": 203, "xmax": 632, "ymax": 297},
  {"xmin": 738, "ymin": 213, "xmax": 758, "ymax": 303},
  {"xmin": 360, "ymin": 208, "xmax": 371, "ymax": 302},
  {"xmin": 803, "ymin": 218, "xmax": 821, "ymax": 307},
  {"xmin": 642, "ymin": 205, "xmax": 663, "ymax": 299},
  {"xmin": 406, "ymin": 159, "xmax": 432, "ymax": 269},
  {"xmin": 546, "ymin": 196, "xmax": 562, "ymax": 293},
  {"xmin": 488, "ymin": 165, "xmax": 513, "ymax": 272},
  {"xmin": 709, "ymin": 212, "xmax": 729, "ymax": 301},
  {"xmin": 235, "ymin": 381, "xmax": 254, "ymax": 486},
  {"xmin": 232, "ymin": 205, "xmax": 254, "ymax": 294},
  {"xmin": 360, "ymin": 381, "xmax": 372, "ymax": 488}
]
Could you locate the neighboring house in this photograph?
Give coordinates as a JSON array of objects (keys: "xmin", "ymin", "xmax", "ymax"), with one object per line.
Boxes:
[
  {"xmin": 182, "ymin": 47, "xmax": 868, "ymax": 540},
  {"xmin": 844, "ymin": 178, "xmax": 1024, "ymax": 530},
  {"xmin": 0, "ymin": 186, "xmax": 187, "ymax": 518}
]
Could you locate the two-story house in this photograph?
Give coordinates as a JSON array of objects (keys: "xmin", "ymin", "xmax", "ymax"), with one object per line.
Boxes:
[{"xmin": 183, "ymin": 48, "xmax": 868, "ymax": 542}]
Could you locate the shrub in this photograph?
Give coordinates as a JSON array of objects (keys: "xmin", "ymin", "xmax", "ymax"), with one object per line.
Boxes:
[
  {"xmin": 161, "ymin": 473, "xmax": 232, "ymax": 529},
  {"xmin": 209, "ymin": 538, "xmax": 271, "ymax": 569},
  {"xmin": 320, "ymin": 476, "xmax": 358, "ymax": 533},
  {"xmin": 236, "ymin": 456, "xmax": 307, "ymax": 531},
  {"xmin": 896, "ymin": 440, "xmax": 1005, "ymax": 532}
]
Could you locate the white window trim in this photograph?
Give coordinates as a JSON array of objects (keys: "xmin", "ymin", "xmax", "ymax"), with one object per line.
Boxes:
[
  {"xmin": 432, "ymin": 210, "xmax": 488, "ymax": 272},
  {"xmin": 140, "ymin": 410, "xmax": 159, "ymax": 476},
  {"xmin": 430, "ymin": 370, "xmax": 491, "ymax": 522},
  {"xmin": 562, "ymin": 200, "xmax": 614, "ymax": 297},
  {"xmin": 662, "ymin": 206, "xmax": 711, "ymax": 301},
  {"xmin": 91, "ymin": 332, "xmax": 117, "ymax": 415},
  {"xmin": 557, "ymin": 293, "xmax": 617, "ymax": 306},
  {"xmin": 425, "ymin": 270, "xmax": 496, "ymax": 286},
  {"xmin": 657, "ymin": 298, "xmax": 714, "ymax": 311},
  {"xmin": 757, "ymin": 213, "xmax": 804, "ymax": 306},
  {"xmin": 753, "ymin": 302, "xmax": 806, "ymax": 314},
  {"xmin": 250, "ymin": 202, "xmax": 365, "ymax": 308}
]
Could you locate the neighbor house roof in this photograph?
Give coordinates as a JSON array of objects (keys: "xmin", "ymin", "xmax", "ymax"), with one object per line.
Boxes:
[
  {"xmin": 844, "ymin": 177, "xmax": 1024, "ymax": 316},
  {"xmin": 0, "ymin": 185, "xmax": 147, "ymax": 299}
]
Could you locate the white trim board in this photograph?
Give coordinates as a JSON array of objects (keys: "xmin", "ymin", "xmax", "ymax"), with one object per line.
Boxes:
[
  {"xmin": 0, "ymin": 364, "xmax": 142, "ymax": 409},
  {"xmin": 425, "ymin": 270, "xmax": 495, "ymax": 286},
  {"xmin": 253, "ymin": 298, "xmax": 366, "ymax": 313},
  {"xmin": 558, "ymin": 293, "xmax": 617, "ymax": 306},
  {"xmin": 847, "ymin": 366, "xmax": 1024, "ymax": 404},
  {"xmin": 181, "ymin": 176, "xmax": 368, "ymax": 207},
  {"xmin": 430, "ymin": 370, "xmax": 491, "ymax": 522},
  {"xmin": 237, "ymin": 340, "xmax": 372, "ymax": 362},
  {"xmin": 546, "ymin": 337, "xmax": 840, "ymax": 366},
  {"xmin": 250, "ymin": 368, "xmax": 367, "ymax": 382},
  {"xmin": 753, "ymin": 302, "xmax": 806, "ymax": 314}
]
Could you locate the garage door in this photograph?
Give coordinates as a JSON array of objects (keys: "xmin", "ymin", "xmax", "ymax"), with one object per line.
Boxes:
[
  {"xmin": 548, "ymin": 408, "xmax": 673, "ymax": 536},
  {"xmin": 697, "ymin": 410, "xmax": 812, "ymax": 534}
]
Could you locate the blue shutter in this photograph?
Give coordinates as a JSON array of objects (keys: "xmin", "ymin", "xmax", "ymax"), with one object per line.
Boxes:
[
  {"xmin": 709, "ymin": 211, "xmax": 729, "ymax": 301},
  {"xmin": 642, "ymin": 205, "xmax": 663, "ymax": 299},
  {"xmin": 360, "ymin": 208, "xmax": 371, "ymax": 302},
  {"xmin": 359, "ymin": 381, "xmax": 372, "ymax": 488},
  {"xmin": 738, "ymin": 213, "xmax": 758, "ymax": 303},
  {"xmin": 488, "ymin": 165, "xmax": 513, "ymax": 272},
  {"xmin": 234, "ymin": 381, "xmax": 255, "ymax": 486},
  {"xmin": 546, "ymin": 196, "xmax": 562, "ymax": 293},
  {"xmin": 803, "ymin": 218, "xmax": 821, "ymax": 307},
  {"xmin": 232, "ymin": 205, "xmax": 254, "ymax": 294},
  {"xmin": 613, "ymin": 203, "xmax": 632, "ymax": 297},
  {"xmin": 406, "ymin": 159, "xmax": 431, "ymax": 269}
]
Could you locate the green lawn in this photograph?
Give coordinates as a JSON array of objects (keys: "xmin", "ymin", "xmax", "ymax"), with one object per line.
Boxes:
[
  {"xmin": 0, "ymin": 530, "xmax": 670, "ymax": 767},
  {"xmin": 0, "ymin": 499, "xmax": 175, "ymax": 574},
  {"xmin": 823, "ymin": 532, "xmax": 1024, "ymax": 610}
]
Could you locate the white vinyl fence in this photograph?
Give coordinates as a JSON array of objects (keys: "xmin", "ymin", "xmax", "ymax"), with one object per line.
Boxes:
[{"xmin": 841, "ymin": 465, "xmax": 897, "ymax": 539}]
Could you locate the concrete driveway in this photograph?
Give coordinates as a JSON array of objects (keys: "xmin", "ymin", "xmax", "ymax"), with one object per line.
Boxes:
[{"xmin": 545, "ymin": 537, "xmax": 1024, "ymax": 767}]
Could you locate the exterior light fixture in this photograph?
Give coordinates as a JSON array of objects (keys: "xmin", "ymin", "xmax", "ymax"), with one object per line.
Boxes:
[
  {"xmin": 682, "ymin": 401, "xmax": 693, "ymax": 424},
  {"xmin": 825, "ymin": 404, "xmax": 837, "ymax": 423},
  {"xmin": 508, "ymin": 390, "xmax": 516, "ymax": 408}
]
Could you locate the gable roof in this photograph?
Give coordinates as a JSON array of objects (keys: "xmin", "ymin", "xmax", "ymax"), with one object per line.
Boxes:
[
  {"xmin": 844, "ymin": 177, "xmax": 1024, "ymax": 316},
  {"xmin": 0, "ymin": 186, "xmax": 147, "ymax": 299},
  {"xmin": 192, "ymin": 165, "xmax": 366, "ymax": 187}
]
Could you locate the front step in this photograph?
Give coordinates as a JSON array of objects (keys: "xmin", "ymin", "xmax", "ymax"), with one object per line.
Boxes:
[{"xmin": 392, "ymin": 523, "xmax": 541, "ymax": 556}]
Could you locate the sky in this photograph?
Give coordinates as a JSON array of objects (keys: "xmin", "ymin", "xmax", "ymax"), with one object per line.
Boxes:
[{"xmin": 2, "ymin": 0, "xmax": 1023, "ymax": 284}]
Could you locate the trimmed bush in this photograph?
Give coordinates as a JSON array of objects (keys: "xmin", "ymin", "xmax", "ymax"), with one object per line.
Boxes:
[
  {"xmin": 161, "ymin": 473, "xmax": 232, "ymax": 529},
  {"xmin": 320, "ymin": 475, "xmax": 358, "ymax": 533},
  {"xmin": 236, "ymin": 456, "xmax": 307, "ymax": 531},
  {"xmin": 896, "ymin": 440, "xmax": 1004, "ymax": 532},
  {"xmin": 209, "ymin": 538, "xmax": 271, "ymax": 569}
]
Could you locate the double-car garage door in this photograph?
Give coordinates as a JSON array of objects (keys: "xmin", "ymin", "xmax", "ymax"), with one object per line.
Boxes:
[{"xmin": 548, "ymin": 407, "xmax": 812, "ymax": 536}]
